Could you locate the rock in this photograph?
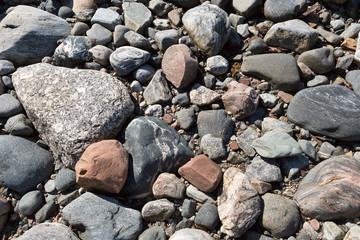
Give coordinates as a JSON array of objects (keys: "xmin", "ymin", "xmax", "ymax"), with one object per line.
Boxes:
[
  {"xmin": 241, "ymin": 54, "xmax": 302, "ymax": 91},
  {"xmin": 125, "ymin": 31, "xmax": 152, "ymax": 50},
  {"xmin": 280, "ymin": 155, "xmax": 310, "ymax": 180},
  {"xmin": 145, "ymin": 104, "xmax": 163, "ymax": 117},
  {"xmin": 55, "ymin": 168, "xmax": 76, "ymax": 192},
  {"xmin": 260, "ymin": 193, "xmax": 301, "ymax": 238},
  {"xmin": 0, "ymin": 196, "xmax": 10, "ymax": 233},
  {"xmin": 340, "ymin": 23, "xmax": 360, "ymax": 39},
  {"xmin": 298, "ymin": 140, "xmax": 318, "ymax": 161},
  {"xmin": 139, "ymin": 227, "xmax": 166, "ymax": 240},
  {"xmin": 182, "ymin": 4, "xmax": 231, "ymax": 56},
  {"xmin": 194, "ymin": 203, "xmax": 219, "ymax": 230},
  {"xmin": 294, "ymin": 155, "xmax": 360, "ymax": 220},
  {"xmin": 110, "ymin": 46, "xmax": 150, "ymax": 76},
  {"xmin": 153, "ymin": 19, "xmax": 172, "ymax": 30},
  {"xmin": 149, "ymin": 0, "xmax": 172, "ymax": 17},
  {"xmin": 197, "ymin": 109, "xmax": 234, "ymax": 143},
  {"xmin": 169, "ymin": 229, "xmax": 214, "ymax": 240},
  {"xmin": 35, "ymin": 199, "xmax": 57, "ymax": 223},
  {"xmin": 162, "ymin": 44, "xmax": 198, "ymax": 89},
  {"xmin": 152, "ymin": 173, "xmax": 185, "ymax": 199},
  {"xmin": 345, "ymin": 70, "xmax": 360, "ymax": 95},
  {"xmin": 190, "ymin": 84, "xmax": 220, "ymax": 106},
  {"xmin": 236, "ymin": 128, "xmax": 259, "ymax": 157},
  {"xmin": 0, "ymin": 6, "xmax": 70, "ymax": 66},
  {"xmin": 91, "ymin": 8, "xmax": 122, "ymax": 31},
  {"xmin": 287, "ymin": 85, "xmax": 360, "ymax": 141},
  {"xmin": 16, "ymin": 223, "xmax": 80, "ymax": 240},
  {"xmin": 143, "ymin": 70, "xmax": 172, "ymax": 104},
  {"xmin": 72, "ymin": 0, "xmax": 97, "ymax": 14},
  {"xmin": 113, "ymin": 25, "xmax": 133, "ymax": 47},
  {"xmin": 141, "ymin": 199, "xmax": 175, "ymax": 222},
  {"xmin": 0, "ymin": 135, "xmax": 53, "ymax": 194},
  {"xmin": 176, "ymin": 108, "xmax": 196, "ymax": 130},
  {"xmin": 133, "ymin": 64, "xmax": 155, "ymax": 83},
  {"xmin": 344, "ymin": 225, "xmax": 360, "ymax": 240},
  {"xmin": 316, "ymin": 27, "xmax": 343, "ymax": 45},
  {"xmin": 168, "ymin": 9, "xmax": 182, "ymax": 26},
  {"xmin": 0, "ymin": 60, "xmax": 15, "ymax": 75},
  {"xmin": 244, "ymin": 231, "xmax": 275, "ymax": 240},
  {"xmin": 89, "ymin": 45, "xmax": 113, "ymax": 66},
  {"xmin": 264, "ymin": 19, "xmax": 318, "ymax": 53},
  {"xmin": 245, "ymin": 156, "xmax": 282, "ymax": 182},
  {"xmin": 237, "ymin": 24, "xmax": 250, "ymax": 38},
  {"xmin": 298, "ymin": 48, "xmax": 335, "ymax": 74},
  {"xmin": 200, "ymin": 134, "xmax": 227, "ymax": 160},
  {"xmin": 181, "ymin": 199, "xmax": 196, "ymax": 218},
  {"xmin": 206, "ymin": 55, "xmax": 229, "ymax": 75},
  {"xmin": 233, "ymin": 0, "xmax": 262, "ymax": 17},
  {"xmin": 261, "ymin": 117, "xmax": 292, "ymax": 135},
  {"xmin": 248, "ymin": 39, "xmax": 268, "ymax": 54},
  {"xmin": 222, "ymin": 82, "xmax": 259, "ymax": 119},
  {"xmin": 70, "ymin": 22, "xmax": 90, "ymax": 36},
  {"xmin": 154, "ymin": 29, "xmax": 181, "ymax": 52},
  {"xmin": 123, "ymin": 2, "xmax": 153, "ymax": 34},
  {"xmin": 318, "ymin": 142, "xmax": 336, "ymax": 159},
  {"xmin": 54, "ymin": 36, "xmax": 92, "ymax": 67},
  {"xmin": 264, "ymin": 0, "xmax": 302, "ymax": 22},
  {"xmin": 335, "ymin": 55, "xmax": 354, "ymax": 72},
  {"xmin": 331, "ymin": 19, "xmax": 345, "ymax": 31},
  {"xmin": 63, "ymin": 192, "xmax": 143, "ymax": 239},
  {"xmin": 178, "ymin": 154, "xmax": 222, "ymax": 192},
  {"xmin": 19, "ymin": 190, "xmax": 43, "ymax": 216},
  {"xmin": 0, "ymin": 94, "xmax": 22, "ymax": 118},
  {"xmin": 218, "ymin": 167, "xmax": 261, "ymax": 238},
  {"xmin": 58, "ymin": 6, "xmax": 74, "ymax": 18},
  {"xmin": 186, "ymin": 185, "xmax": 215, "ymax": 203},
  {"xmin": 307, "ymin": 75, "xmax": 329, "ymax": 87},
  {"xmin": 121, "ymin": 117, "xmax": 194, "ymax": 198},
  {"xmin": 322, "ymin": 221, "xmax": 345, "ymax": 240},
  {"xmin": 252, "ymin": 131, "xmax": 302, "ymax": 158},
  {"xmin": 12, "ymin": 63, "xmax": 134, "ymax": 168},
  {"xmin": 75, "ymin": 140, "xmax": 129, "ymax": 194},
  {"xmin": 250, "ymin": 179, "xmax": 272, "ymax": 195}
]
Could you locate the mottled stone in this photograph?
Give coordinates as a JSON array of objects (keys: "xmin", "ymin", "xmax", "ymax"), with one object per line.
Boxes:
[
  {"xmin": 245, "ymin": 156, "xmax": 282, "ymax": 182},
  {"xmin": 16, "ymin": 223, "xmax": 80, "ymax": 240},
  {"xmin": 143, "ymin": 70, "xmax": 172, "ymax": 104},
  {"xmin": 152, "ymin": 173, "xmax": 185, "ymax": 199},
  {"xmin": 141, "ymin": 199, "xmax": 175, "ymax": 222},
  {"xmin": 264, "ymin": 0, "xmax": 303, "ymax": 22},
  {"xmin": 190, "ymin": 84, "xmax": 221, "ymax": 106},
  {"xmin": 12, "ymin": 63, "xmax": 134, "ymax": 168},
  {"xmin": 261, "ymin": 117, "xmax": 293, "ymax": 135},
  {"xmin": 91, "ymin": 8, "xmax": 122, "ymax": 31},
  {"xmin": 194, "ymin": 203, "xmax": 219, "ymax": 230},
  {"xmin": 0, "ymin": 60, "xmax": 15, "ymax": 75},
  {"xmin": 123, "ymin": 2, "xmax": 153, "ymax": 34},
  {"xmin": 54, "ymin": 36, "xmax": 91, "ymax": 67},
  {"xmin": 236, "ymin": 128, "xmax": 259, "ymax": 157},
  {"xmin": 89, "ymin": 45, "xmax": 113, "ymax": 66},
  {"xmin": 200, "ymin": 134, "xmax": 227, "ymax": 160},
  {"xmin": 294, "ymin": 155, "xmax": 360, "ymax": 220}
]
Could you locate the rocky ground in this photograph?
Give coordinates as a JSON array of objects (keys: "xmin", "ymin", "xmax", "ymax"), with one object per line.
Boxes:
[{"xmin": 0, "ymin": 0, "xmax": 360, "ymax": 239}]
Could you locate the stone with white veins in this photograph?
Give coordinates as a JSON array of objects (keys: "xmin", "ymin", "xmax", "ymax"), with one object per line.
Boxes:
[
  {"xmin": 123, "ymin": 2, "xmax": 153, "ymax": 34},
  {"xmin": 12, "ymin": 63, "xmax": 134, "ymax": 168},
  {"xmin": 182, "ymin": 4, "xmax": 231, "ymax": 57},
  {"xmin": 54, "ymin": 36, "xmax": 92, "ymax": 67}
]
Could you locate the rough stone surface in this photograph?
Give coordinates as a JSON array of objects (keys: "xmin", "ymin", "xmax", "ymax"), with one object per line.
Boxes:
[
  {"xmin": 123, "ymin": 2, "xmax": 153, "ymax": 34},
  {"xmin": 264, "ymin": 0, "xmax": 302, "ymax": 22},
  {"xmin": 298, "ymin": 48, "xmax": 335, "ymax": 74},
  {"xmin": 75, "ymin": 140, "xmax": 129, "ymax": 194},
  {"xmin": 0, "ymin": 135, "xmax": 53, "ymax": 194},
  {"xmin": 287, "ymin": 85, "xmax": 360, "ymax": 141},
  {"xmin": 54, "ymin": 36, "xmax": 92, "ymax": 67},
  {"xmin": 261, "ymin": 117, "xmax": 293, "ymax": 135},
  {"xmin": 294, "ymin": 155, "xmax": 360, "ymax": 220},
  {"xmin": 345, "ymin": 70, "xmax": 360, "ymax": 95},
  {"xmin": 143, "ymin": 70, "xmax": 173, "ymax": 104},
  {"xmin": 62, "ymin": 192, "xmax": 143, "ymax": 240},
  {"xmin": 182, "ymin": 4, "xmax": 231, "ymax": 57},
  {"xmin": 121, "ymin": 117, "xmax": 194, "ymax": 198},
  {"xmin": 12, "ymin": 63, "xmax": 134, "ymax": 168},
  {"xmin": 206, "ymin": 55, "xmax": 229, "ymax": 75},
  {"xmin": 245, "ymin": 156, "xmax": 282, "ymax": 182},
  {"xmin": 241, "ymin": 54, "xmax": 302, "ymax": 91},
  {"xmin": 169, "ymin": 228, "xmax": 214, "ymax": 240},
  {"xmin": 16, "ymin": 223, "xmax": 80, "ymax": 240},
  {"xmin": 0, "ymin": 6, "xmax": 71, "ymax": 66},
  {"xmin": 141, "ymin": 199, "xmax": 175, "ymax": 222},
  {"xmin": 200, "ymin": 134, "xmax": 227, "ymax": 160},
  {"xmin": 218, "ymin": 167, "xmax": 261, "ymax": 238},
  {"xmin": 138, "ymin": 227, "xmax": 166, "ymax": 240},
  {"xmin": 194, "ymin": 203, "xmax": 219, "ymax": 230},
  {"xmin": 91, "ymin": 8, "xmax": 122, "ymax": 31},
  {"xmin": 152, "ymin": 173, "xmax": 185, "ymax": 199},
  {"xmin": 236, "ymin": 128, "xmax": 259, "ymax": 157},
  {"xmin": 190, "ymin": 84, "xmax": 221, "ymax": 106}
]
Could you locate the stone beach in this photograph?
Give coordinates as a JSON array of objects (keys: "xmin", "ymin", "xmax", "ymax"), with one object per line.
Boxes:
[{"xmin": 0, "ymin": 0, "xmax": 360, "ymax": 239}]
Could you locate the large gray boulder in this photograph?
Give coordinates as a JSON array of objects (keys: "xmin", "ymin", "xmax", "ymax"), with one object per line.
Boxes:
[
  {"xmin": 0, "ymin": 6, "xmax": 71, "ymax": 66},
  {"xmin": 12, "ymin": 63, "xmax": 134, "ymax": 168}
]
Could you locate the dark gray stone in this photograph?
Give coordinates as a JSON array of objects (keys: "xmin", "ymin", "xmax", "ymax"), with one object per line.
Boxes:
[
  {"xmin": 0, "ymin": 60, "xmax": 15, "ymax": 75},
  {"xmin": 16, "ymin": 223, "xmax": 80, "ymax": 240},
  {"xmin": 280, "ymin": 154, "xmax": 311, "ymax": 180},
  {"xmin": 346, "ymin": 0, "xmax": 359, "ymax": 19},
  {"xmin": 245, "ymin": 156, "xmax": 282, "ymax": 182},
  {"xmin": 194, "ymin": 203, "xmax": 219, "ymax": 230},
  {"xmin": 346, "ymin": 70, "xmax": 360, "ymax": 95},
  {"xmin": 143, "ymin": 70, "xmax": 172, "ymax": 105},
  {"xmin": 35, "ymin": 199, "xmax": 58, "ymax": 223},
  {"xmin": 0, "ymin": 94, "xmax": 22, "ymax": 118},
  {"xmin": 0, "ymin": 5, "xmax": 70, "ymax": 66},
  {"xmin": 264, "ymin": 0, "xmax": 302, "ymax": 22},
  {"xmin": 125, "ymin": 31, "xmax": 152, "ymax": 50},
  {"xmin": 298, "ymin": 48, "xmax": 335, "ymax": 74},
  {"xmin": 176, "ymin": 108, "xmax": 196, "ymax": 130},
  {"xmin": 244, "ymin": 231, "xmax": 275, "ymax": 240},
  {"xmin": 287, "ymin": 85, "xmax": 360, "ymax": 141},
  {"xmin": 340, "ymin": 23, "xmax": 360, "ymax": 39},
  {"xmin": 200, "ymin": 134, "xmax": 226, "ymax": 160},
  {"xmin": 181, "ymin": 199, "xmax": 196, "ymax": 218},
  {"xmin": 0, "ymin": 197, "xmax": 10, "ymax": 233},
  {"xmin": 113, "ymin": 25, "xmax": 133, "ymax": 47},
  {"xmin": 70, "ymin": 22, "xmax": 90, "ymax": 36},
  {"xmin": 54, "ymin": 36, "xmax": 92, "ymax": 67},
  {"xmin": 335, "ymin": 55, "xmax": 354, "ymax": 73},
  {"xmin": 58, "ymin": 6, "xmax": 74, "ymax": 18},
  {"xmin": 133, "ymin": 64, "xmax": 155, "ymax": 83},
  {"xmin": 91, "ymin": 8, "xmax": 122, "ymax": 31},
  {"xmin": 248, "ymin": 39, "xmax": 268, "ymax": 54},
  {"xmin": 298, "ymin": 140, "xmax": 318, "ymax": 162},
  {"xmin": 4, "ymin": 113, "xmax": 33, "ymax": 136},
  {"xmin": 55, "ymin": 168, "xmax": 76, "ymax": 192},
  {"xmin": 170, "ymin": 0, "xmax": 198, "ymax": 8},
  {"xmin": 154, "ymin": 29, "xmax": 181, "ymax": 52},
  {"xmin": 241, "ymin": 54, "xmax": 302, "ymax": 91},
  {"xmin": 86, "ymin": 23, "xmax": 113, "ymax": 46},
  {"xmin": 19, "ymin": 190, "xmax": 43, "ymax": 216},
  {"xmin": 307, "ymin": 75, "xmax": 329, "ymax": 87},
  {"xmin": 316, "ymin": 27, "xmax": 343, "ymax": 45},
  {"xmin": 62, "ymin": 192, "xmax": 143, "ymax": 240},
  {"xmin": 236, "ymin": 128, "xmax": 258, "ymax": 157},
  {"xmin": 0, "ymin": 135, "xmax": 53, "ymax": 194},
  {"xmin": 121, "ymin": 116, "xmax": 194, "ymax": 198},
  {"xmin": 139, "ymin": 226, "xmax": 166, "ymax": 240}
]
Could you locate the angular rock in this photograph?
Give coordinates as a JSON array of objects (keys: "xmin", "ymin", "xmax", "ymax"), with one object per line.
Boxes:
[
  {"xmin": 176, "ymin": 108, "xmax": 196, "ymax": 130},
  {"xmin": 54, "ymin": 36, "xmax": 92, "ymax": 67},
  {"xmin": 121, "ymin": 117, "xmax": 194, "ymax": 198},
  {"xmin": 125, "ymin": 31, "xmax": 152, "ymax": 50},
  {"xmin": 169, "ymin": 229, "xmax": 214, "ymax": 240},
  {"xmin": 35, "ymin": 199, "xmax": 58, "ymax": 223},
  {"xmin": 261, "ymin": 117, "xmax": 293, "ymax": 135},
  {"xmin": 186, "ymin": 185, "xmax": 215, "ymax": 203},
  {"xmin": 182, "ymin": 4, "xmax": 231, "ymax": 56},
  {"xmin": 322, "ymin": 221, "xmax": 345, "ymax": 240},
  {"xmin": 178, "ymin": 154, "xmax": 222, "ymax": 193},
  {"xmin": 264, "ymin": 19, "xmax": 318, "ymax": 53},
  {"xmin": 123, "ymin": 2, "xmax": 153, "ymax": 34},
  {"xmin": 152, "ymin": 173, "xmax": 185, "ymax": 199},
  {"xmin": 340, "ymin": 23, "xmax": 360, "ymax": 39},
  {"xmin": 113, "ymin": 25, "xmax": 133, "ymax": 47},
  {"xmin": 316, "ymin": 27, "xmax": 343, "ymax": 45},
  {"xmin": 63, "ymin": 192, "xmax": 143, "ymax": 240},
  {"xmin": 16, "ymin": 223, "xmax": 80, "ymax": 240},
  {"xmin": 294, "ymin": 155, "xmax": 360, "ymax": 220},
  {"xmin": 0, "ymin": 6, "xmax": 71, "ymax": 66},
  {"xmin": 222, "ymin": 81, "xmax": 259, "ymax": 119},
  {"xmin": 233, "ymin": 0, "xmax": 262, "ymax": 18},
  {"xmin": 0, "ymin": 60, "xmax": 15, "ymax": 75},
  {"xmin": 0, "ymin": 135, "xmax": 53, "ymax": 194},
  {"xmin": 190, "ymin": 84, "xmax": 221, "ymax": 106},
  {"xmin": 298, "ymin": 48, "xmax": 335, "ymax": 74},
  {"xmin": 154, "ymin": 29, "xmax": 181, "ymax": 52},
  {"xmin": 206, "ymin": 55, "xmax": 229, "ymax": 76},
  {"xmin": 12, "ymin": 63, "xmax": 134, "ymax": 167},
  {"xmin": 139, "ymin": 227, "xmax": 166, "ymax": 240},
  {"xmin": 143, "ymin": 70, "xmax": 172, "ymax": 104},
  {"xmin": 91, "ymin": 8, "xmax": 122, "ymax": 31},
  {"xmin": 280, "ymin": 155, "xmax": 310, "ymax": 180},
  {"xmin": 200, "ymin": 134, "xmax": 227, "ymax": 160},
  {"xmin": 236, "ymin": 128, "xmax": 259, "ymax": 157},
  {"xmin": 287, "ymin": 85, "xmax": 360, "ymax": 141},
  {"xmin": 0, "ymin": 94, "xmax": 23, "ymax": 118},
  {"xmin": 89, "ymin": 45, "xmax": 113, "ymax": 66},
  {"xmin": 141, "ymin": 199, "xmax": 175, "ymax": 222},
  {"xmin": 55, "ymin": 168, "xmax": 76, "ymax": 192},
  {"xmin": 345, "ymin": 70, "xmax": 360, "ymax": 95},
  {"xmin": 218, "ymin": 167, "xmax": 261, "ymax": 238},
  {"xmin": 162, "ymin": 44, "xmax": 198, "ymax": 89},
  {"xmin": 245, "ymin": 156, "xmax": 282, "ymax": 182},
  {"xmin": 4, "ymin": 113, "xmax": 33, "ymax": 136},
  {"xmin": 241, "ymin": 54, "xmax": 302, "ymax": 91},
  {"xmin": 86, "ymin": 24, "xmax": 113, "ymax": 46},
  {"xmin": 264, "ymin": 0, "xmax": 302, "ymax": 22}
]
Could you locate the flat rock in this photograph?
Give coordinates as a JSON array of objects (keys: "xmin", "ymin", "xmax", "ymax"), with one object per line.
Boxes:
[
  {"xmin": 190, "ymin": 84, "xmax": 221, "ymax": 106},
  {"xmin": 0, "ymin": 135, "xmax": 53, "ymax": 194},
  {"xmin": 218, "ymin": 167, "xmax": 261, "ymax": 238},
  {"xmin": 298, "ymin": 48, "xmax": 335, "ymax": 74},
  {"xmin": 245, "ymin": 156, "xmax": 282, "ymax": 182},
  {"xmin": 264, "ymin": 19, "xmax": 318, "ymax": 53},
  {"xmin": 19, "ymin": 190, "xmax": 43, "ymax": 216},
  {"xmin": 121, "ymin": 117, "xmax": 194, "ymax": 198},
  {"xmin": 62, "ymin": 192, "xmax": 143, "ymax": 240},
  {"xmin": 12, "ymin": 63, "xmax": 134, "ymax": 168},
  {"xmin": 316, "ymin": 27, "xmax": 343, "ymax": 45},
  {"xmin": 169, "ymin": 229, "xmax": 214, "ymax": 240},
  {"xmin": 236, "ymin": 128, "xmax": 259, "ymax": 157},
  {"xmin": 123, "ymin": 2, "xmax": 153, "ymax": 34},
  {"xmin": 16, "ymin": 223, "xmax": 80, "ymax": 240},
  {"xmin": 182, "ymin": 4, "xmax": 231, "ymax": 57},
  {"xmin": 91, "ymin": 8, "xmax": 122, "ymax": 31},
  {"xmin": 264, "ymin": 0, "xmax": 302, "ymax": 22},
  {"xmin": 152, "ymin": 173, "xmax": 185, "ymax": 199},
  {"xmin": 0, "ymin": 6, "xmax": 70, "ymax": 66},
  {"xmin": 287, "ymin": 85, "xmax": 360, "ymax": 141},
  {"xmin": 241, "ymin": 54, "xmax": 302, "ymax": 91},
  {"xmin": 294, "ymin": 155, "xmax": 360, "ymax": 220},
  {"xmin": 186, "ymin": 185, "xmax": 215, "ymax": 203},
  {"xmin": 143, "ymin": 70, "xmax": 172, "ymax": 104},
  {"xmin": 261, "ymin": 117, "xmax": 293, "ymax": 135}
]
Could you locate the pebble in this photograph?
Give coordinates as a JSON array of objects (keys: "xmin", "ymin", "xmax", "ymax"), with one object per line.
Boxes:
[
  {"xmin": 152, "ymin": 173, "xmax": 185, "ymax": 199},
  {"xmin": 16, "ymin": 223, "xmax": 80, "ymax": 240},
  {"xmin": 232, "ymin": 0, "xmax": 262, "ymax": 17},
  {"xmin": 280, "ymin": 154, "xmax": 310, "ymax": 180},
  {"xmin": 206, "ymin": 55, "xmax": 229, "ymax": 75},
  {"xmin": 322, "ymin": 221, "xmax": 345, "ymax": 240},
  {"xmin": 54, "ymin": 36, "xmax": 92, "ymax": 67},
  {"xmin": 0, "ymin": 94, "xmax": 23, "ymax": 118},
  {"xmin": 307, "ymin": 75, "xmax": 329, "ymax": 87},
  {"xmin": 194, "ymin": 203, "xmax": 219, "ymax": 230},
  {"xmin": 133, "ymin": 64, "xmax": 155, "ymax": 83},
  {"xmin": 189, "ymin": 84, "xmax": 221, "ymax": 106},
  {"xmin": 200, "ymin": 134, "xmax": 227, "ymax": 160},
  {"xmin": 91, "ymin": 8, "xmax": 122, "ymax": 31},
  {"xmin": 245, "ymin": 156, "xmax": 282, "ymax": 182},
  {"xmin": 0, "ymin": 196, "xmax": 10, "ymax": 232},
  {"xmin": 0, "ymin": 60, "xmax": 15, "ymax": 75},
  {"xmin": 335, "ymin": 55, "xmax": 354, "ymax": 72},
  {"xmin": 139, "ymin": 226, "xmax": 166, "ymax": 240},
  {"xmin": 34, "ymin": 199, "xmax": 57, "ymax": 223},
  {"xmin": 125, "ymin": 30, "xmax": 152, "ymax": 50},
  {"xmin": 123, "ymin": 2, "xmax": 153, "ymax": 34},
  {"xmin": 141, "ymin": 199, "xmax": 175, "ymax": 222},
  {"xmin": 237, "ymin": 23, "xmax": 250, "ymax": 38},
  {"xmin": 260, "ymin": 93, "xmax": 278, "ymax": 108},
  {"xmin": 4, "ymin": 113, "xmax": 34, "ymax": 136},
  {"xmin": 89, "ymin": 45, "xmax": 113, "ymax": 66},
  {"xmin": 145, "ymin": 104, "xmax": 163, "ymax": 117},
  {"xmin": 298, "ymin": 47, "xmax": 335, "ymax": 74},
  {"xmin": 169, "ymin": 228, "xmax": 214, "ymax": 240},
  {"xmin": 264, "ymin": 0, "xmax": 303, "ymax": 22},
  {"xmin": 143, "ymin": 70, "xmax": 172, "ymax": 104},
  {"xmin": 86, "ymin": 23, "xmax": 112, "ymax": 45},
  {"xmin": 345, "ymin": 70, "xmax": 360, "ymax": 95},
  {"xmin": 330, "ymin": 19, "xmax": 345, "ymax": 31},
  {"xmin": 248, "ymin": 38, "xmax": 268, "ymax": 54},
  {"xmin": 316, "ymin": 27, "xmax": 343, "ymax": 45},
  {"xmin": 186, "ymin": 185, "xmax": 215, "ymax": 203},
  {"xmin": 55, "ymin": 168, "xmax": 76, "ymax": 192},
  {"xmin": 318, "ymin": 142, "xmax": 336, "ymax": 159},
  {"xmin": 70, "ymin": 22, "xmax": 90, "ymax": 36},
  {"xmin": 298, "ymin": 140, "xmax": 318, "ymax": 161},
  {"xmin": 176, "ymin": 108, "xmax": 196, "ymax": 130},
  {"xmin": 236, "ymin": 127, "xmax": 259, "ymax": 157},
  {"xmin": 19, "ymin": 190, "xmax": 43, "ymax": 216},
  {"xmin": 181, "ymin": 199, "xmax": 197, "ymax": 218},
  {"xmin": 344, "ymin": 225, "xmax": 360, "ymax": 240},
  {"xmin": 340, "ymin": 23, "xmax": 360, "ymax": 39},
  {"xmin": 113, "ymin": 25, "xmax": 133, "ymax": 47},
  {"xmin": 261, "ymin": 117, "xmax": 292, "ymax": 135},
  {"xmin": 148, "ymin": 0, "xmax": 172, "ymax": 17}
]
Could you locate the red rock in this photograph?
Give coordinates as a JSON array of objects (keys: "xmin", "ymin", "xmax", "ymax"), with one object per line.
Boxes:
[
  {"xmin": 162, "ymin": 44, "xmax": 198, "ymax": 89},
  {"xmin": 152, "ymin": 173, "xmax": 185, "ymax": 199},
  {"xmin": 341, "ymin": 38, "xmax": 357, "ymax": 51},
  {"xmin": 239, "ymin": 78, "xmax": 251, "ymax": 86},
  {"xmin": 75, "ymin": 140, "xmax": 128, "ymax": 194},
  {"xmin": 277, "ymin": 91, "xmax": 293, "ymax": 103},
  {"xmin": 163, "ymin": 114, "xmax": 173, "ymax": 124},
  {"xmin": 309, "ymin": 219, "xmax": 320, "ymax": 231},
  {"xmin": 229, "ymin": 141, "xmax": 239, "ymax": 151},
  {"xmin": 221, "ymin": 81, "xmax": 259, "ymax": 119},
  {"xmin": 178, "ymin": 154, "xmax": 222, "ymax": 193},
  {"xmin": 250, "ymin": 179, "xmax": 272, "ymax": 195}
]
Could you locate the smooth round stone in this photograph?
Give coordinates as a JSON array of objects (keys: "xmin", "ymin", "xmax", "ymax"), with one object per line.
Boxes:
[
  {"xmin": 194, "ymin": 203, "xmax": 219, "ymax": 230},
  {"xmin": 169, "ymin": 229, "xmax": 214, "ymax": 240},
  {"xmin": 86, "ymin": 23, "xmax": 112, "ymax": 46},
  {"xmin": 206, "ymin": 55, "xmax": 229, "ymax": 75},
  {"xmin": 248, "ymin": 38, "xmax": 268, "ymax": 54},
  {"xmin": 181, "ymin": 199, "xmax": 196, "ymax": 218},
  {"xmin": 58, "ymin": 6, "xmax": 74, "ymax": 18},
  {"xmin": 91, "ymin": 8, "xmax": 122, "ymax": 31},
  {"xmin": 124, "ymin": 31, "xmax": 151, "ymax": 50},
  {"xmin": 345, "ymin": 70, "xmax": 360, "ymax": 95},
  {"xmin": 0, "ymin": 94, "xmax": 23, "ymax": 118},
  {"xmin": 287, "ymin": 85, "xmax": 360, "ymax": 141},
  {"xmin": 306, "ymin": 75, "xmax": 329, "ymax": 87},
  {"xmin": 16, "ymin": 223, "xmax": 80, "ymax": 240},
  {"xmin": 0, "ymin": 60, "xmax": 15, "ymax": 75},
  {"xmin": 264, "ymin": 0, "xmax": 303, "ymax": 22},
  {"xmin": 55, "ymin": 168, "xmax": 76, "ymax": 192},
  {"xmin": 133, "ymin": 64, "xmax": 155, "ymax": 83},
  {"xmin": 70, "ymin": 22, "xmax": 90, "ymax": 36},
  {"xmin": 152, "ymin": 173, "xmax": 185, "ymax": 199},
  {"xmin": 114, "ymin": 25, "xmax": 133, "ymax": 47},
  {"xmin": 141, "ymin": 199, "xmax": 175, "ymax": 222},
  {"xmin": 298, "ymin": 48, "xmax": 335, "ymax": 74},
  {"xmin": 130, "ymin": 80, "xmax": 142, "ymax": 92},
  {"xmin": 232, "ymin": 0, "xmax": 262, "ymax": 17},
  {"xmin": 138, "ymin": 226, "xmax": 166, "ymax": 240},
  {"xmin": 4, "ymin": 113, "xmax": 34, "ymax": 136},
  {"xmin": 88, "ymin": 45, "xmax": 113, "ymax": 66},
  {"xmin": 19, "ymin": 190, "xmax": 43, "ymax": 216}
]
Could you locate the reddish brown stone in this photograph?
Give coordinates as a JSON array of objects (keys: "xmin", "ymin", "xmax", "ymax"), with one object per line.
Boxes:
[
  {"xmin": 75, "ymin": 140, "xmax": 129, "ymax": 194},
  {"xmin": 239, "ymin": 78, "xmax": 251, "ymax": 86},
  {"xmin": 163, "ymin": 114, "xmax": 173, "ymax": 124},
  {"xmin": 277, "ymin": 91, "xmax": 293, "ymax": 103},
  {"xmin": 341, "ymin": 38, "xmax": 357, "ymax": 51},
  {"xmin": 162, "ymin": 44, "xmax": 198, "ymax": 89},
  {"xmin": 152, "ymin": 173, "xmax": 185, "ymax": 199},
  {"xmin": 178, "ymin": 154, "xmax": 222, "ymax": 193},
  {"xmin": 309, "ymin": 219, "xmax": 320, "ymax": 231},
  {"xmin": 229, "ymin": 141, "xmax": 239, "ymax": 151},
  {"xmin": 250, "ymin": 179, "xmax": 272, "ymax": 194},
  {"xmin": 221, "ymin": 81, "xmax": 259, "ymax": 119}
]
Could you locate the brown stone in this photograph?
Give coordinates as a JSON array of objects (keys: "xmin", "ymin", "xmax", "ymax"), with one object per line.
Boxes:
[
  {"xmin": 250, "ymin": 179, "xmax": 272, "ymax": 195},
  {"xmin": 162, "ymin": 44, "xmax": 198, "ymax": 89},
  {"xmin": 221, "ymin": 81, "xmax": 259, "ymax": 119},
  {"xmin": 239, "ymin": 78, "xmax": 251, "ymax": 86},
  {"xmin": 168, "ymin": 9, "xmax": 182, "ymax": 27},
  {"xmin": 178, "ymin": 154, "xmax": 222, "ymax": 193},
  {"xmin": 152, "ymin": 173, "xmax": 185, "ymax": 199},
  {"xmin": 72, "ymin": 0, "xmax": 97, "ymax": 14},
  {"xmin": 277, "ymin": 91, "xmax": 293, "ymax": 103},
  {"xmin": 309, "ymin": 219, "xmax": 320, "ymax": 231},
  {"xmin": 75, "ymin": 140, "xmax": 128, "ymax": 194},
  {"xmin": 163, "ymin": 114, "xmax": 173, "ymax": 124},
  {"xmin": 341, "ymin": 38, "xmax": 357, "ymax": 51},
  {"xmin": 229, "ymin": 141, "xmax": 239, "ymax": 151},
  {"xmin": 190, "ymin": 84, "xmax": 221, "ymax": 106}
]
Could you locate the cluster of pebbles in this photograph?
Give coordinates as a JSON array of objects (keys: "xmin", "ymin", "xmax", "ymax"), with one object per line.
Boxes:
[{"xmin": 1, "ymin": 0, "xmax": 360, "ymax": 239}]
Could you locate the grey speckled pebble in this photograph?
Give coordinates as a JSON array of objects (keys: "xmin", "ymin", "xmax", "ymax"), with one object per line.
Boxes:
[
  {"xmin": 91, "ymin": 8, "xmax": 122, "ymax": 31},
  {"xmin": 200, "ymin": 134, "xmax": 226, "ymax": 160},
  {"xmin": 194, "ymin": 203, "xmax": 219, "ymax": 230},
  {"xmin": 169, "ymin": 228, "xmax": 214, "ymax": 240},
  {"xmin": 176, "ymin": 108, "xmax": 196, "ymax": 130},
  {"xmin": 4, "ymin": 113, "xmax": 33, "ymax": 136},
  {"xmin": 19, "ymin": 190, "xmax": 43, "ymax": 216},
  {"xmin": 245, "ymin": 156, "xmax": 282, "ymax": 182}
]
